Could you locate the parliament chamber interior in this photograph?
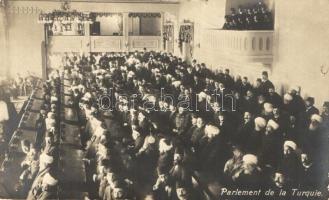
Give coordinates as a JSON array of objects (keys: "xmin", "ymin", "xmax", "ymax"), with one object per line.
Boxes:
[{"xmin": 0, "ymin": 0, "xmax": 329, "ymax": 199}]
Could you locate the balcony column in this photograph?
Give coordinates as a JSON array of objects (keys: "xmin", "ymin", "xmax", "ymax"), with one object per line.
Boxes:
[
  {"xmin": 160, "ymin": 12, "xmax": 164, "ymax": 51},
  {"xmin": 84, "ymin": 21, "xmax": 90, "ymax": 36},
  {"xmin": 85, "ymin": 13, "xmax": 91, "ymax": 53},
  {"xmin": 123, "ymin": 12, "xmax": 129, "ymax": 52},
  {"xmin": 0, "ymin": 3, "xmax": 9, "ymax": 78}
]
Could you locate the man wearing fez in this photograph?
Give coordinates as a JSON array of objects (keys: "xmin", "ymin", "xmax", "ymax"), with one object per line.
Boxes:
[
  {"xmin": 222, "ymin": 69, "xmax": 234, "ymax": 91},
  {"xmin": 173, "ymin": 181, "xmax": 200, "ymax": 200},
  {"xmin": 299, "ymin": 152, "xmax": 318, "ymax": 189},
  {"xmin": 170, "ymin": 147, "xmax": 193, "ymax": 187},
  {"xmin": 305, "ymin": 97, "xmax": 320, "ymax": 119},
  {"xmin": 271, "ymin": 171, "xmax": 293, "ymax": 200},
  {"xmin": 238, "ymin": 76, "xmax": 252, "ymax": 96},
  {"xmin": 173, "ymin": 106, "xmax": 190, "ymax": 137},
  {"xmin": 321, "ymin": 101, "xmax": 329, "ymax": 128},
  {"xmin": 267, "ymin": 86, "xmax": 283, "ymax": 109},
  {"xmin": 288, "ymin": 86, "xmax": 307, "ymax": 118},
  {"xmin": 235, "ymin": 111, "xmax": 254, "ymax": 148},
  {"xmin": 103, "ymin": 179, "xmax": 134, "ymax": 200},
  {"xmin": 153, "ymin": 167, "xmax": 174, "ymax": 200},
  {"xmin": 190, "ymin": 117, "xmax": 205, "ymax": 151},
  {"xmin": 260, "ymin": 71, "xmax": 274, "ymax": 95}
]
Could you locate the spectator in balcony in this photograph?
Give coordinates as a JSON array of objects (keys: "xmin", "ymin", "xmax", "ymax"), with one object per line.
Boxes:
[
  {"xmin": 252, "ymin": 15, "xmax": 262, "ymax": 30},
  {"xmin": 223, "ymin": 3, "xmax": 273, "ymax": 31},
  {"xmin": 237, "ymin": 7, "xmax": 247, "ymax": 21}
]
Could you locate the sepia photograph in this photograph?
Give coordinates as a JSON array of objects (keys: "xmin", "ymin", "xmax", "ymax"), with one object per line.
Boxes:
[{"xmin": 0, "ymin": 0, "xmax": 329, "ymax": 199}]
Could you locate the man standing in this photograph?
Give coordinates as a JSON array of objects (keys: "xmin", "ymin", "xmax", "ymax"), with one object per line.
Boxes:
[{"xmin": 260, "ymin": 71, "xmax": 274, "ymax": 96}]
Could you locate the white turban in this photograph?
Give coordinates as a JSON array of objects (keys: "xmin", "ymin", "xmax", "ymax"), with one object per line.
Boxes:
[
  {"xmin": 132, "ymin": 130, "xmax": 140, "ymax": 140},
  {"xmin": 284, "ymin": 140, "xmax": 297, "ymax": 151},
  {"xmin": 143, "ymin": 94, "xmax": 156, "ymax": 103},
  {"xmin": 84, "ymin": 92, "xmax": 92, "ymax": 100},
  {"xmin": 254, "ymin": 117, "xmax": 267, "ymax": 131},
  {"xmin": 127, "ymin": 71, "xmax": 135, "ymax": 78},
  {"xmin": 0, "ymin": 101, "xmax": 9, "ymax": 122},
  {"xmin": 42, "ymin": 172, "xmax": 58, "ymax": 186},
  {"xmin": 284, "ymin": 93, "xmax": 293, "ymax": 101},
  {"xmin": 50, "ymin": 96, "xmax": 58, "ymax": 103},
  {"xmin": 204, "ymin": 125, "xmax": 220, "ymax": 137},
  {"xmin": 121, "ymin": 66, "xmax": 127, "ymax": 71},
  {"xmin": 40, "ymin": 153, "xmax": 54, "ymax": 165},
  {"xmin": 95, "ymin": 126, "xmax": 106, "ymax": 137},
  {"xmin": 159, "ymin": 138, "xmax": 173, "ymax": 153},
  {"xmin": 138, "ymin": 112, "xmax": 145, "ymax": 119},
  {"xmin": 146, "ymin": 135, "xmax": 156, "ymax": 144},
  {"xmin": 242, "ymin": 154, "xmax": 258, "ymax": 165},
  {"xmin": 311, "ymin": 114, "xmax": 323, "ymax": 123},
  {"xmin": 267, "ymin": 119, "xmax": 279, "ymax": 130},
  {"xmin": 198, "ymin": 92, "xmax": 207, "ymax": 102},
  {"xmin": 172, "ymin": 81, "xmax": 182, "ymax": 88},
  {"xmin": 110, "ymin": 68, "xmax": 116, "ymax": 73},
  {"xmin": 47, "ymin": 112, "xmax": 55, "ymax": 119},
  {"xmin": 264, "ymin": 102, "xmax": 274, "ymax": 113},
  {"xmin": 154, "ymin": 68, "xmax": 160, "ymax": 73}
]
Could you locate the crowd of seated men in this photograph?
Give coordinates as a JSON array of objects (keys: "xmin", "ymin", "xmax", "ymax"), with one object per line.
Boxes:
[
  {"xmin": 222, "ymin": 2, "xmax": 274, "ymax": 30},
  {"xmin": 51, "ymin": 50, "xmax": 328, "ymax": 200},
  {"xmin": 11, "ymin": 74, "xmax": 61, "ymax": 199},
  {"xmin": 4, "ymin": 75, "xmax": 37, "ymax": 99}
]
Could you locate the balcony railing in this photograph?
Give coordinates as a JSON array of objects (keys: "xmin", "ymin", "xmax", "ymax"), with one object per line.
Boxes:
[
  {"xmin": 201, "ymin": 29, "xmax": 274, "ymax": 63},
  {"xmin": 48, "ymin": 35, "xmax": 162, "ymax": 53}
]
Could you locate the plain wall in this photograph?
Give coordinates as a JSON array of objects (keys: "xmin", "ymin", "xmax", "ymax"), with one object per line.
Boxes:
[
  {"xmin": 7, "ymin": 12, "xmax": 44, "ymax": 77},
  {"xmin": 272, "ymin": 0, "xmax": 329, "ymax": 107},
  {"xmin": 177, "ymin": 0, "xmax": 226, "ymax": 61}
]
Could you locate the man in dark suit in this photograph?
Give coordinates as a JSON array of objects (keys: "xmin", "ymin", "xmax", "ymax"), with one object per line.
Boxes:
[
  {"xmin": 260, "ymin": 71, "xmax": 274, "ymax": 95},
  {"xmin": 173, "ymin": 106, "xmax": 191, "ymax": 137},
  {"xmin": 267, "ymin": 87, "xmax": 283, "ymax": 109},
  {"xmin": 305, "ymin": 97, "xmax": 319, "ymax": 121}
]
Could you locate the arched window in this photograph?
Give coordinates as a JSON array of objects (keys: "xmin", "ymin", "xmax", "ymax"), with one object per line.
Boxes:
[
  {"xmin": 244, "ymin": 38, "xmax": 248, "ymax": 50},
  {"xmin": 266, "ymin": 37, "xmax": 271, "ymax": 50},
  {"xmin": 259, "ymin": 38, "xmax": 263, "ymax": 50},
  {"xmin": 252, "ymin": 37, "xmax": 256, "ymax": 50}
]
